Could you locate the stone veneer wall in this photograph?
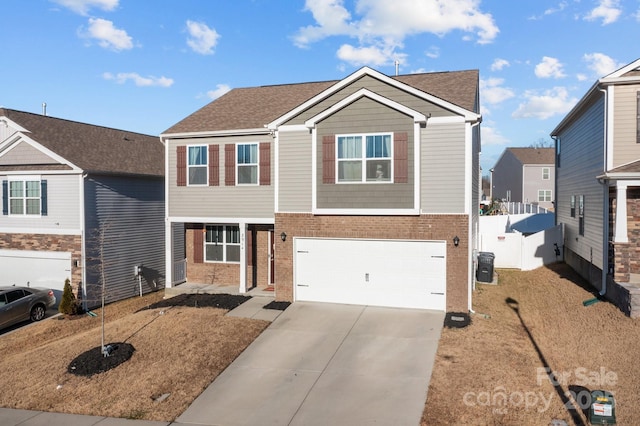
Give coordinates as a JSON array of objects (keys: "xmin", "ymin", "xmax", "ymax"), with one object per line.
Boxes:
[
  {"xmin": 274, "ymin": 213, "xmax": 469, "ymax": 312},
  {"xmin": 0, "ymin": 233, "xmax": 82, "ymax": 292}
]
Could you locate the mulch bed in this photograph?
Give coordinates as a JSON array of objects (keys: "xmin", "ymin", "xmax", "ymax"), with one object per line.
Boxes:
[
  {"xmin": 137, "ymin": 293, "xmax": 252, "ymax": 312},
  {"xmin": 68, "ymin": 343, "xmax": 135, "ymax": 377}
]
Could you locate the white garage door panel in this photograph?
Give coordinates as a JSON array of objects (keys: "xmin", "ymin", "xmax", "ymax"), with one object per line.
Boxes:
[
  {"xmin": 0, "ymin": 249, "xmax": 71, "ymax": 292},
  {"xmin": 295, "ymin": 238, "xmax": 446, "ymax": 310}
]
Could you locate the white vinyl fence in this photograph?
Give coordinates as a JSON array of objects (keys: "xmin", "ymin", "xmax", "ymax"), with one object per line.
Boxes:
[{"xmin": 478, "ymin": 214, "xmax": 563, "ymax": 271}]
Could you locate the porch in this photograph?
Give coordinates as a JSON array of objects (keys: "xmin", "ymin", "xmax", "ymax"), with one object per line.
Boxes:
[{"xmin": 165, "ymin": 280, "xmax": 275, "ymax": 298}]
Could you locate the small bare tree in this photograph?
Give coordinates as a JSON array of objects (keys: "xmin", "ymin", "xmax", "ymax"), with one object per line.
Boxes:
[{"xmin": 86, "ymin": 220, "xmax": 114, "ymax": 357}]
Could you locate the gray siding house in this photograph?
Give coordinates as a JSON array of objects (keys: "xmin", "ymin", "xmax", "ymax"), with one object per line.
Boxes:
[
  {"xmin": 551, "ymin": 58, "xmax": 640, "ymax": 317},
  {"xmin": 0, "ymin": 108, "xmax": 165, "ymax": 306},
  {"xmin": 491, "ymin": 147, "xmax": 555, "ymax": 210},
  {"xmin": 162, "ymin": 67, "xmax": 481, "ymax": 313}
]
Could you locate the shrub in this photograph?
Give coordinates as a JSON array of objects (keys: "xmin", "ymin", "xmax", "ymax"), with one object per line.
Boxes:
[{"xmin": 59, "ymin": 278, "xmax": 79, "ymax": 315}]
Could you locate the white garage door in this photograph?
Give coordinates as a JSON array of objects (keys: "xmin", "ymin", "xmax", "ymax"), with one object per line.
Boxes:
[
  {"xmin": 0, "ymin": 249, "xmax": 71, "ymax": 292},
  {"xmin": 294, "ymin": 238, "xmax": 446, "ymax": 310}
]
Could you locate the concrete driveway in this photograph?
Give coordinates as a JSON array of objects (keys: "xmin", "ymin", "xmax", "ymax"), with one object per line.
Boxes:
[{"xmin": 175, "ymin": 302, "xmax": 444, "ymax": 426}]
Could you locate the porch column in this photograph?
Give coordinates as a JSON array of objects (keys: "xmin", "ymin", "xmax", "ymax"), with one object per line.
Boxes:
[
  {"xmin": 614, "ymin": 182, "xmax": 628, "ymax": 243},
  {"xmin": 239, "ymin": 221, "xmax": 247, "ymax": 293}
]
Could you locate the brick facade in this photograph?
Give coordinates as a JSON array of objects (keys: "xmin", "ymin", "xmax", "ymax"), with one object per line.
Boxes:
[
  {"xmin": 185, "ymin": 226, "xmax": 273, "ymax": 288},
  {"xmin": 0, "ymin": 233, "xmax": 82, "ymax": 292},
  {"xmin": 274, "ymin": 213, "xmax": 469, "ymax": 312}
]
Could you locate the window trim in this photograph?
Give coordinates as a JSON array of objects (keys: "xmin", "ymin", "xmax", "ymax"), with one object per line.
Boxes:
[
  {"xmin": 538, "ymin": 189, "xmax": 552, "ymax": 202},
  {"xmin": 236, "ymin": 143, "xmax": 259, "ymax": 186},
  {"xmin": 542, "ymin": 167, "xmax": 550, "ymax": 180},
  {"xmin": 335, "ymin": 132, "xmax": 394, "ymax": 184},
  {"xmin": 187, "ymin": 145, "xmax": 208, "ymax": 186},
  {"xmin": 8, "ymin": 176, "xmax": 42, "ymax": 217},
  {"xmin": 204, "ymin": 224, "xmax": 241, "ymax": 263}
]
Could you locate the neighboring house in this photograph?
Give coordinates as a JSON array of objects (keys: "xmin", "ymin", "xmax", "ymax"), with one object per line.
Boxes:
[
  {"xmin": 162, "ymin": 67, "xmax": 481, "ymax": 312},
  {"xmin": 491, "ymin": 147, "xmax": 555, "ymax": 210},
  {"xmin": 0, "ymin": 108, "xmax": 165, "ymax": 306},
  {"xmin": 551, "ymin": 58, "xmax": 640, "ymax": 318}
]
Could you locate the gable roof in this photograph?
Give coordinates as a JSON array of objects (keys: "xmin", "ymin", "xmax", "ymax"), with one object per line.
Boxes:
[
  {"xmin": 0, "ymin": 108, "xmax": 163, "ymax": 177},
  {"xmin": 507, "ymin": 147, "xmax": 555, "ymax": 165},
  {"xmin": 162, "ymin": 68, "xmax": 479, "ymax": 135}
]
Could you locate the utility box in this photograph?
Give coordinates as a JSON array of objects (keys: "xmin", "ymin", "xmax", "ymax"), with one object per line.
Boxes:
[
  {"xmin": 589, "ymin": 390, "xmax": 616, "ymax": 425},
  {"xmin": 476, "ymin": 252, "xmax": 495, "ymax": 283}
]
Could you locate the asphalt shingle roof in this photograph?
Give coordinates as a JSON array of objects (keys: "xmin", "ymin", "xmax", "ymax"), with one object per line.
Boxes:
[
  {"xmin": 0, "ymin": 108, "xmax": 163, "ymax": 177},
  {"xmin": 507, "ymin": 147, "xmax": 555, "ymax": 165},
  {"xmin": 163, "ymin": 69, "xmax": 479, "ymax": 134}
]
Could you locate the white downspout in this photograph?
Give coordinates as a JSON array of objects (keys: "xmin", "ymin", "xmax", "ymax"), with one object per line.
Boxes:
[
  {"xmin": 80, "ymin": 173, "xmax": 88, "ymax": 312},
  {"xmin": 468, "ymin": 119, "xmax": 481, "ymax": 313}
]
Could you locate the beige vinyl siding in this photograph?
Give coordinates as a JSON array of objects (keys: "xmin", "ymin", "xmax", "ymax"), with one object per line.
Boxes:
[
  {"xmin": 612, "ymin": 84, "xmax": 640, "ymax": 168},
  {"xmin": 0, "ymin": 141, "xmax": 59, "ymax": 165},
  {"xmin": 421, "ymin": 121, "xmax": 465, "ymax": 213},
  {"xmin": 286, "ymin": 75, "xmax": 455, "ymax": 126},
  {"xmin": 522, "ymin": 164, "xmax": 554, "ymax": 207},
  {"xmin": 278, "ymin": 130, "xmax": 312, "ymax": 212},
  {"xmin": 0, "ymin": 173, "xmax": 81, "ymax": 231},
  {"xmin": 0, "ymin": 122, "xmax": 19, "ymax": 144},
  {"xmin": 556, "ymin": 96, "xmax": 605, "ymax": 269},
  {"xmin": 168, "ymin": 135, "xmax": 274, "ymax": 219},
  {"xmin": 316, "ymin": 97, "xmax": 414, "ymax": 209}
]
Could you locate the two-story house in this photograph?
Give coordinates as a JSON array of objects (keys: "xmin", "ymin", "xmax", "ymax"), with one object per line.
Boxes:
[
  {"xmin": 0, "ymin": 108, "xmax": 165, "ymax": 306},
  {"xmin": 551, "ymin": 58, "xmax": 640, "ymax": 317},
  {"xmin": 491, "ymin": 147, "xmax": 555, "ymax": 210},
  {"xmin": 162, "ymin": 67, "xmax": 481, "ymax": 312}
]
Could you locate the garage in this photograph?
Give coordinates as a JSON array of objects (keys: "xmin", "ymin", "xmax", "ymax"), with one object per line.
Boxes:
[
  {"xmin": 294, "ymin": 238, "xmax": 446, "ymax": 310},
  {"xmin": 0, "ymin": 249, "xmax": 71, "ymax": 294}
]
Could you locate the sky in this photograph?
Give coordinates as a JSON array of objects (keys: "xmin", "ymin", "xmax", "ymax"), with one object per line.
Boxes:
[{"xmin": 1, "ymin": 0, "xmax": 638, "ymax": 173}]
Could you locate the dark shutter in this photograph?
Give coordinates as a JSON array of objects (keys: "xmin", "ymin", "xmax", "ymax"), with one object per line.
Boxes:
[
  {"xmin": 193, "ymin": 226, "xmax": 204, "ymax": 263},
  {"xmin": 177, "ymin": 146, "xmax": 187, "ymax": 186},
  {"xmin": 259, "ymin": 142, "xmax": 271, "ymax": 185},
  {"xmin": 225, "ymin": 144, "xmax": 236, "ymax": 186},
  {"xmin": 322, "ymin": 135, "xmax": 335, "ymax": 184},
  {"xmin": 2, "ymin": 180, "xmax": 7, "ymax": 215},
  {"xmin": 41, "ymin": 180, "xmax": 48, "ymax": 216},
  {"xmin": 209, "ymin": 144, "xmax": 219, "ymax": 186},
  {"xmin": 394, "ymin": 132, "xmax": 408, "ymax": 183}
]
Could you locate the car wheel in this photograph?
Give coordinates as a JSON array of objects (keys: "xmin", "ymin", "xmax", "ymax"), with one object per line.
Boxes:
[{"xmin": 30, "ymin": 305, "xmax": 46, "ymax": 322}]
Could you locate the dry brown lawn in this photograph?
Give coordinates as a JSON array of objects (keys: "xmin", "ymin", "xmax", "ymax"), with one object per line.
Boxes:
[
  {"xmin": 0, "ymin": 291, "xmax": 269, "ymax": 421},
  {"xmin": 423, "ymin": 263, "xmax": 640, "ymax": 425}
]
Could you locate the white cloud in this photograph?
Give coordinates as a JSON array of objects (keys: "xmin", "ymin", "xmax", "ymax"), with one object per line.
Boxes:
[
  {"xmin": 480, "ymin": 78, "xmax": 515, "ymax": 105},
  {"xmin": 583, "ymin": 52, "xmax": 622, "ymax": 77},
  {"xmin": 512, "ymin": 87, "xmax": 578, "ymax": 120},
  {"xmin": 51, "ymin": 0, "xmax": 118, "ymax": 16},
  {"xmin": 576, "ymin": 73, "xmax": 588, "ymax": 81},
  {"xmin": 294, "ymin": 0, "xmax": 499, "ymax": 66},
  {"xmin": 82, "ymin": 18, "xmax": 133, "ymax": 51},
  {"xmin": 425, "ymin": 46, "xmax": 440, "ymax": 59},
  {"xmin": 207, "ymin": 84, "xmax": 232, "ymax": 100},
  {"xmin": 337, "ymin": 43, "xmax": 407, "ymax": 67},
  {"xmin": 535, "ymin": 56, "xmax": 566, "ymax": 79},
  {"xmin": 103, "ymin": 72, "xmax": 174, "ymax": 87},
  {"xmin": 584, "ymin": 0, "xmax": 622, "ymax": 25},
  {"xmin": 186, "ymin": 20, "xmax": 220, "ymax": 55},
  {"xmin": 481, "ymin": 126, "xmax": 509, "ymax": 146},
  {"xmin": 490, "ymin": 58, "xmax": 510, "ymax": 71}
]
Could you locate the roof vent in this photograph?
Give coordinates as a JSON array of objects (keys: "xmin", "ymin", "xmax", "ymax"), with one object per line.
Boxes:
[{"xmin": 42, "ymin": 102, "xmax": 47, "ymax": 116}]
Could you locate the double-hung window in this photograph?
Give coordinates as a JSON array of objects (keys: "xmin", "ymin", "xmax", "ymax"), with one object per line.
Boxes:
[
  {"xmin": 9, "ymin": 179, "xmax": 41, "ymax": 215},
  {"xmin": 570, "ymin": 195, "xmax": 576, "ymax": 217},
  {"xmin": 337, "ymin": 133, "xmax": 392, "ymax": 183},
  {"xmin": 538, "ymin": 190, "xmax": 552, "ymax": 202},
  {"xmin": 188, "ymin": 146, "xmax": 207, "ymax": 185},
  {"xmin": 237, "ymin": 143, "xmax": 258, "ymax": 185},
  {"xmin": 542, "ymin": 167, "xmax": 550, "ymax": 180},
  {"xmin": 578, "ymin": 195, "xmax": 585, "ymax": 236},
  {"xmin": 205, "ymin": 225, "xmax": 240, "ymax": 262}
]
